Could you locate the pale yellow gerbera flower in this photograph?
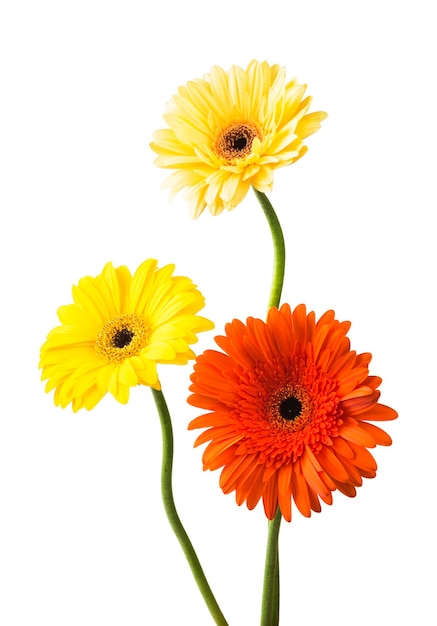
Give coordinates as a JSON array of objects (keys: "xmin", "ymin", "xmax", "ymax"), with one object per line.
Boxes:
[
  {"xmin": 39, "ymin": 259, "xmax": 214, "ymax": 411},
  {"xmin": 151, "ymin": 60, "xmax": 327, "ymax": 218}
]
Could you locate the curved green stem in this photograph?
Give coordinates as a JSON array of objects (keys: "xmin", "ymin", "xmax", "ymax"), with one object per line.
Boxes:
[
  {"xmin": 253, "ymin": 187, "xmax": 285, "ymax": 625},
  {"xmin": 151, "ymin": 387, "xmax": 228, "ymax": 626},
  {"xmin": 260, "ymin": 509, "xmax": 282, "ymax": 626},
  {"xmin": 252, "ymin": 187, "xmax": 286, "ymax": 310}
]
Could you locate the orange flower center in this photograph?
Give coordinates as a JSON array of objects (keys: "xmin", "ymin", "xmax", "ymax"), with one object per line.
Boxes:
[
  {"xmin": 95, "ymin": 313, "xmax": 150, "ymax": 363},
  {"xmin": 268, "ymin": 384, "xmax": 313, "ymax": 433},
  {"xmin": 234, "ymin": 355, "xmax": 343, "ymax": 463},
  {"xmin": 214, "ymin": 122, "xmax": 261, "ymax": 162}
]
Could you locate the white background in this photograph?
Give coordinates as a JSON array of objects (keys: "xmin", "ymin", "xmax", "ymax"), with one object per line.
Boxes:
[{"xmin": 1, "ymin": 1, "xmax": 435, "ymax": 624}]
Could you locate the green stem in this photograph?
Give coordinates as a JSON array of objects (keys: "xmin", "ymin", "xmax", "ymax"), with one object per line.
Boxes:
[
  {"xmin": 252, "ymin": 187, "xmax": 286, "ymax": 310},
  {"xmin": 260, "ymin": 509, "xmax": 282, "ymax": 626},
  {"xmin": 151, "ymin": 387, "xmax": 228, "ymax": 626},
  {"xmin": 253, "ymin": 187, "xmax": 285, "ymax": 626}
]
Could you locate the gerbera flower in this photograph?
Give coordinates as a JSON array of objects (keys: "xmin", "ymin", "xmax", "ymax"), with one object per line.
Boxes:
[
  {"xmin": 151, "ymin": 60, "xmax": 327, "ymax": 218},
  {"xmin": 40, "ymin": 259, "xmax": 214, "ymax": 411},
  {"xmin": 188, "ymin": 304, "xmax": 397, "ymax": 522}
]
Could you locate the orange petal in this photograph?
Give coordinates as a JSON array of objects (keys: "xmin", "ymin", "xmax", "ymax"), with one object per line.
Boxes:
[
  {"xmin": 361, "ymin": 403, "xmax": 398, "ymax": 421},
  {"xmin": 317, "ymin": 447, "xmax": 350, "ymax": 483},
  {"xmin": 358, "ymin": 421, "xmax": 392, "ymax": 446},
  {"xmin": 301, "ymin": 451, "xmax": 331, "ymax": 498},
  {"xmin": 340, "ymin": 422, "xmax": 377, "ymax": 448},
  {"xmin": 278, "ymin": 462, "xmax": 293, "ymax": 496},
  {"xmin": 291, "ymin": 462, "xmax": 311, "ymax": 517},
  {"xmin": 262, "ymin": 477, "xmax": 279, "ymax": 520}
]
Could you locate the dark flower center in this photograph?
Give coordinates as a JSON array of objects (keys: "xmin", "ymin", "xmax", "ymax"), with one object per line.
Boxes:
[
  {"xmin": 279, "ymin": 396, "xmax": 302, "ymax": 421},
  {"xmin": 232, "ymin": 136, "xmax": 248, "ymax": 151},
  {"xmin": 268, "ymin": 381, "xmax": 313, "ymax": 431},
  {"xmin": 113, "ymin": 327, "xmax": 134, "ymax": 348},
  {"xmin": 215, "ymin": 122, "xmax": 261, "ymax": 162},
  {"xmin": 95, "ymin": 313, "xmax": 150, "ymax": 363}
]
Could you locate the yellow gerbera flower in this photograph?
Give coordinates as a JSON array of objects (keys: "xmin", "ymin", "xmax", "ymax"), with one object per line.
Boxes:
[
  {"xmin": 39, "ymin": 259, "xmax": 214, "ymax": 411},
  {"xmin": 151, "ymin": 60, "xmax": 327, "ymax": 218}
]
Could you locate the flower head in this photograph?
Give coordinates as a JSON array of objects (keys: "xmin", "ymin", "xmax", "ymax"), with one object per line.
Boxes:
[
  {"xmin": 40, "ymin": 259, "xmax": 214, "ymax": 411},
  {"xmin": 151, "ymin": 60, "xmax": 327, "ymax": 218},
  {"xmin": 188, "ymin": 304, "xmax": 397, "ymax": 522}
]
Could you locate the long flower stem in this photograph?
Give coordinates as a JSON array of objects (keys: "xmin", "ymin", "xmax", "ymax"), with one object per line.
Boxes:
[
  {"xmin": 151, "ymin": 387, "xmax": 228, "ymax": 626},
  {"xmin": 260, "ymin": 509, "xmax": 282, "ymax": 626},
  {"xmin": 253, "ymin": 188, "xmax": 285, "ymax": 626},
  {"xmin": 252, "ymin": 187, "xmax": 286, "ymax": 311}
]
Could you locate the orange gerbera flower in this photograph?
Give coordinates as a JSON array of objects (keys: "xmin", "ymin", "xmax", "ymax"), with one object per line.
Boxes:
[{"xmin": 188, "ymin": 304, "xmax": 397, "ymax": 522}]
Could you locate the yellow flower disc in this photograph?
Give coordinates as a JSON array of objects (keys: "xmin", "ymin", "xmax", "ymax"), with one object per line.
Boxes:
[{"xmin": 95, "ymin": 314, "xmax": 150, "ymax": 363}]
